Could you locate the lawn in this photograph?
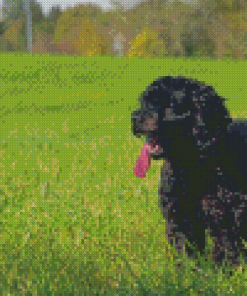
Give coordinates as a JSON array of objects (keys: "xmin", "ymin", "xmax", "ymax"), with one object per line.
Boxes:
[{"xmin": 0, "ymin": 52, "xmax": 246, "ymax": 295}]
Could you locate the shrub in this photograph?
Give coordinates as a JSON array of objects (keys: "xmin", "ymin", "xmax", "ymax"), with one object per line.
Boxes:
[{"xmin": 127, "ymin": 26, "xmax": 165, "ymax": 58}]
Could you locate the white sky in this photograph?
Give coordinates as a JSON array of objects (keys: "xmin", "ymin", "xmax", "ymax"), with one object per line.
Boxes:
[
  {"xmin": 0, "ymin": 0, "xmax": 198, "ymax": 17},
  {"xmin": 34, "ymin": 0, "xmax": 143, "ymax": 14},
  {"xmin": 0, "ymin": 0, "xmax": 143, "ymax": 16}
]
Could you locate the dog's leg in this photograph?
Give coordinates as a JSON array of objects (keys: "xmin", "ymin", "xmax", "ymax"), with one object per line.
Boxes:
[{"xmin": 164, "ymin": 215, "xmax": 210, "ymax": 278}]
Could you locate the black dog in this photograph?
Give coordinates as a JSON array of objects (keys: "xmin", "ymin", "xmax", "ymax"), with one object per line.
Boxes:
[{"xmin": 131, "ymin": 76, "xmax": 247, "ymax": 270}]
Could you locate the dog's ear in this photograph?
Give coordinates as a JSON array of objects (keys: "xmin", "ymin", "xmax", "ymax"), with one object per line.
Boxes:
[
  {"xmin": 190, "ymin": 87, "xmax": 232, "ymax": 157},
  {"xmin": 163, "ymin": 108, "xmax": 191, "ymax": 121}
]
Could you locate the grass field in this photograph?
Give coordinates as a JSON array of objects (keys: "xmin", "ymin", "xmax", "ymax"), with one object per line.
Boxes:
[{"xmin": 0, "ymin": 52, "xmax": 246, "ymax": 294}]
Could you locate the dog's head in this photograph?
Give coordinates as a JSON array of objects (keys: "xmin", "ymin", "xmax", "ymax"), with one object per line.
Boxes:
[{"xmin": 131, "ymin": 76, "xmax": 232, "ymax": 177}]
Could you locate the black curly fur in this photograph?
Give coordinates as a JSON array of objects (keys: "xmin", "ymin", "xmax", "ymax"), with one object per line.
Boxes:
[{"xmin": 132, "ymin": 76, "xmax": 247, "ymax": 267}]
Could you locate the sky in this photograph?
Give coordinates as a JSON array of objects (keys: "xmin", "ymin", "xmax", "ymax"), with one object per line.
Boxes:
[
  {"xmin": 33, "ymin": 0, "xmax": 143, "ymax": 14},
  {"xmin": 0, "ymin": 0, "xmax": 144, "ymax": 16},
  {"xmin": 0, "ymin": 0, "xmax": 198, "ymax": 18}
]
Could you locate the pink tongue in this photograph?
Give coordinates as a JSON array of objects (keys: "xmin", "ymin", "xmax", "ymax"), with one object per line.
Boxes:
[{"xmin": 134, "ymin": 143, "xmax": 151, "ymax": 178}]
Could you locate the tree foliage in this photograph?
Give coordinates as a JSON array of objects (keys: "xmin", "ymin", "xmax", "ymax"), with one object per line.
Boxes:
[
  {"xmin": 3, "ymin": 0, "xmax": 46, "ymax": 23},
  {"xmin": 0, "ymin": 0, "xmax": 246, "ymax": 59},
  {"xmin": 1, "ymin": 17, "xmax": 26, "ymax": 50},
  {"xmin": 74, "ymin": 19, "xmax": 110, "ymax": 56},
  {"xmin": 51, "ymin": 11, "xmax": 111, "ymax": 56},
  {"xmin": 127, "ymin": 26, "xmax": 164, "ymax": 58},
  {"xmin": 45, "ymin": 5, "xmax": 63, "ymax": 23},
  {"xmin": 186, "ymin": 0, "xmax": 247, "ymax": 59}
]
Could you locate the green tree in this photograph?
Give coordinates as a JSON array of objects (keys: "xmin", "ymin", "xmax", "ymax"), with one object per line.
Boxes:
[
  {"xmin": 150, "ymin": 1, "xmax": 193, "ymax": 57},
  {"xmin": 187, "ymin": 0, "xmax": 247, "ymax": 59},
  {"xmin": 1, "ymin": 0, "xmax": 48, "ymax": 53},
  {"xmin": 2, "ymin": 17, "xmax": 26, "ymax": 51},
  {"xmin": 45, "ymin": 5, "xmax": 62, "ymax": 23},
  {"xmin": 3, "ymin": 0, "xmax": 45, "ymax": 24}
]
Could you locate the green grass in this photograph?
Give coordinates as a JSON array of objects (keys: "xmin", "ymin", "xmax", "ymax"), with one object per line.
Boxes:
[{"xmin": 0, "ymin": 52, "xmax": 246, "ymax": 294}]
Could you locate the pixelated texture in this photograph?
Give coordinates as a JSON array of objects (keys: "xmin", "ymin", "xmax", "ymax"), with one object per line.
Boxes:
[{"xmin": 132, "ymin": 76, "xmax": 247, "ymax": 268}]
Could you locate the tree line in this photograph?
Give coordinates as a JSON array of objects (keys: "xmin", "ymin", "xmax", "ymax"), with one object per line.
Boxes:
[{"xmin": 0, "ymin": 0, "xmax": 246, "ymax": 60}]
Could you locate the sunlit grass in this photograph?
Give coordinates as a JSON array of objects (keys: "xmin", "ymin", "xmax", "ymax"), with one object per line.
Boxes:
[{"xmin": 0, "ymin": 53, "xmax": 246, "ymax": 294}]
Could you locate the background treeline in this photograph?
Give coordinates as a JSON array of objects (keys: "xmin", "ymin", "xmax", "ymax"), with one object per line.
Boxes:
[{"xmin": 0, "ymin": 0, "xmax": 246, "ymax": 60}]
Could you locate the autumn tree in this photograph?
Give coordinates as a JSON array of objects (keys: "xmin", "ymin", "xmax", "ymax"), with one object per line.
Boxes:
[{"xmin": 51, "ymin": 5, "xmax": 111, "ymax": 56}]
